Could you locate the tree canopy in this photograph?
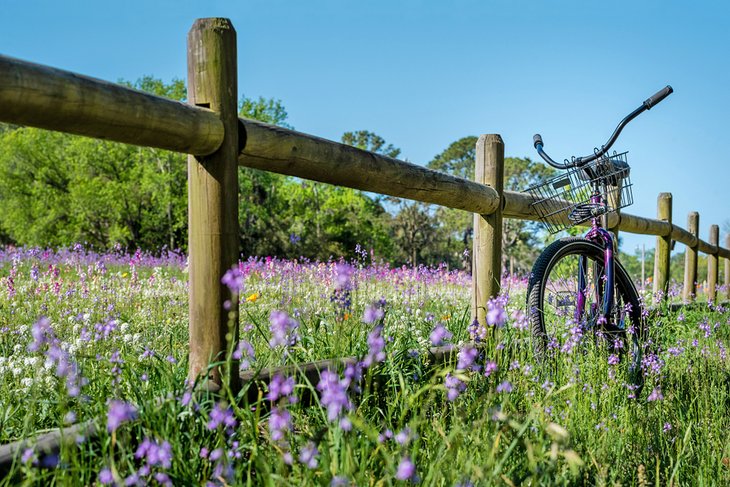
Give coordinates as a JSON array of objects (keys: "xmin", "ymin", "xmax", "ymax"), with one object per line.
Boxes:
[{"xmin": 0, "ymin": 78, "xmax": 560, "ymax": 275}]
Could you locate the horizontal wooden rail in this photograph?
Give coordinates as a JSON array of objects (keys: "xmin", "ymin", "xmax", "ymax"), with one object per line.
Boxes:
[
  {"xmin": 0, "ymin": 52, "xmax": 726, "ymax": 260},
  {"xmin": 0, "ymin": 55, "xmax": 224, "ymax": 155},
  {"xmin": 238, "ymin": 119, "xmax": 501, "ymax": 215},
  {"xmin": 0, "ymin": 421, "xmax": 96, "ymax": 476}
]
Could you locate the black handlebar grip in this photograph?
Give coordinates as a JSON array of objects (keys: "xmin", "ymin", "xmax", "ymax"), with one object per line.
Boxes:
[
  {"xmin": 533, "ymin": 134, "xmax": 543, "ymax": 148},
  {"xmin": 644, "ymin": 85, "xmax": 673, "ymax": 109}
]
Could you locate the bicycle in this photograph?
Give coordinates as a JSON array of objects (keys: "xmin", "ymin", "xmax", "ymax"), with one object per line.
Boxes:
[{"xmin": 525, "ymin": 86, "xmax": 673, "ymax": 388}]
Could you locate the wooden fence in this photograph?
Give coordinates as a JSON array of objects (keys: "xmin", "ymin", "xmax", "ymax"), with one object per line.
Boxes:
[{"xmin": 1, "ymin": 17, "xmax": 729, "ymax": 397}]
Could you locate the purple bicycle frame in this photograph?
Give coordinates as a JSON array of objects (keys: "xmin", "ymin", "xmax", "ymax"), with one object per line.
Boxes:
[{"xmin": 575, "ymin": 193, "xmax": 614, "ymax": 326}]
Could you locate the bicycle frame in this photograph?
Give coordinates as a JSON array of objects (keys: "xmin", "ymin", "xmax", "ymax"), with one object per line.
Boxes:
[{"xmin": 575, "ymin": 192, "xmax": 615, "ymax": 327}]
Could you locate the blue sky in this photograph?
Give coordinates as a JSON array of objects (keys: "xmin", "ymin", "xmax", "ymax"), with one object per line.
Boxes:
[{"xmin": 2, "ymin": 0, "xmax": 728, "ymax": 256}]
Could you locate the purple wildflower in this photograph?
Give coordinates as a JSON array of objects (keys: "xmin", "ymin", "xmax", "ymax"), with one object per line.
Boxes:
[
  {"xmin": 496, "ymin": 381, "xmax": 513, "ymax": 393},
  {"xmin": 107, "ymin": 400, "xmax": 137, "ymax": 432},
  {"xmin": 395, "ymin": 428, "xmax": 412, "ymax": 446},
  {"xmin": 608, "ymin": 354, "xmax": 620, "ymax": 366},
  {"xmin": 363, "ymin": 304, "xmax": 385, "ymax": 324},
  {"xmin": 28, "ymin": 317, "xmax": 52, "ymax": 352},
  {"xmin": 207, "ymin": 403, "xmax": 237, "ymax": 432},
  {"xmin": 298, "ymin": 442, "xmax": 319, "ymax": 469},
  {"xmin": 363, "ymin": 326, "xmax": 386, "ymax": 367},
  {"xmin": 510, "ymin": 309, "xmax": 528, "ymax": 331},
  {"xmin": 221, "ymin": 267, "xmax": 244, "ymax": 294},
  {"xmin": 334, "ymin": 263, "xmax": 355, "ymax": 291},
  {"xmin": 181, "ymin": 391, "xmax": 193, "ymax": 407},
  {"xmin": 21, "ymin": 448, "xmax": 34, "ymax": 464},
  {"xmin": 269, "ymin": 310, "xmax": 300, "ymax": 348},
  {"xmin": 233, "ymin": 339, "xmax": 255, "ymax": 370},
  {"xmin": 486, "ymin": 299, "xmax": 507, "ymax": 327},
  {"xmin": 378, "ymin": 429, "xmax": 394, "ymax": 443},
  {"xmin": 647, "ymin": 387, "xmax": 664, "ymax": 402},
  {"xmin": 317, "ymin": 370, "xmax": 353, "ymax": 425},
  {"xmin": 663, "ymin": 422, "xmax": 672, "ymax": 433},
  {"xmin": 444, "ymin": 373, "xmax": 466, "ymax": 401},
  {"xmin": 343, "ymin": 361, "xmax": 363, "ymax": 390},
  {"xmin": 429, "ymin": 324, "xmax": 452, "ymax": 346},
  {"xmin": 395, "ymin": 456, "xmax": 416, "ymax": 481},
  {"xmin": 154, "ymin": 473, "xmax": 172, "ymax": 487},
  {"xmin": 457, "ymin": 346, "xmax": 478, "ymax": 371},
  {"xmin": 268, "ymin": 407, "xmax": 292, "ymax": 442},
  {"xmin": 484, "ymin": 361, "xmax": 498, "ymax": 377},
  {"xmin": 267, "ymin": 374, "xmax": 296, "ymax": 402},
  {"xmin": 98, "ymin": 468, "xmax": 114, "ymax": 485},
  {"xmin": 135, "ymin": 437, "xmax": 173, "ymax": 469}
]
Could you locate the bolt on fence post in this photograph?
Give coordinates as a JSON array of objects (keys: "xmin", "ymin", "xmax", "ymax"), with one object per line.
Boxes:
[
  {"xmin": 187, "ymin": 18, "xmax": 240, "ymax": 393},
  {"xmin": 653, "ymin": 193, "xmax": 672, "ymax": 299},
  {"xmin": 707, "ymin": 224, "xmax": 719, "ymax": 304},
  {"xmin": 471, "ymin": 134, "xmax": 504, "ymax": 328},
  {"xmin": 682, "ymin": 211, "xmax": 699, "ymax": 302}
]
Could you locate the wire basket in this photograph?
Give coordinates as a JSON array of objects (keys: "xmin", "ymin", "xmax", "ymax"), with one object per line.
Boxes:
[{"xmin": 526, "ymin": 152, "xmax": 633, "ymax": 234}]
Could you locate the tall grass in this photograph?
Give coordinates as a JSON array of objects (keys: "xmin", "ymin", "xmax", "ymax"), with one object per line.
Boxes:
[{"xmin": 0, "ymin": 246, "xmax": 728, "ymax": 485}]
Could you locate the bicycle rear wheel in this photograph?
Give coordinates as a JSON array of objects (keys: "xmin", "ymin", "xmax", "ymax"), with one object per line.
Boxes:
[{"xmin": 527, "ymin": 237, "xmax": 644, "ymax": 387}]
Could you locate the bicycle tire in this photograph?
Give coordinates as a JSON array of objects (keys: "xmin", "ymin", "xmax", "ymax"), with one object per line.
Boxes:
[{"xmin": 527, "ymin": 237, "xmax": 644, "ymax": 388}]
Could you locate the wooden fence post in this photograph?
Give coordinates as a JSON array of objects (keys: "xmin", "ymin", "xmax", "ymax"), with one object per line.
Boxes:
[
  {"xmin": 682, "ymin": 211, "xmax": 699, "ymax": 302},
  {"xmin": 707, "ymin": 224, "xmax": 719, "ymax": 304},
  {"xmin": 187, "ymin": 18, "xmax": 240, "ymax": 393},
  {"xmin": 471, "ymin": 134, "xmax": 504, "ymax": 326},
  {"xmin": 653, "ymin": 193, "xmax": 672, "ymax": 299},
  {"xmin": 725, "ymin": 234, "xmax": 730, "ymax": 301}
]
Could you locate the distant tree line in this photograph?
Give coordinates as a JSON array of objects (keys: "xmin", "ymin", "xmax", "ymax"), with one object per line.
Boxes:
[{"xmin": 0, "ymin": 78, "xmax": 553, "ymax": 273}]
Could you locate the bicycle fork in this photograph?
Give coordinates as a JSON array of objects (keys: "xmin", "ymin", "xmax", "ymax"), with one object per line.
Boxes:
[{"xmin": 575, "ymin": 197, "xmax": 616, "ymax": 328}]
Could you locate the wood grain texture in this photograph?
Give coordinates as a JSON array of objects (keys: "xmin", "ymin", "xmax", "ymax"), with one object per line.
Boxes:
[
  {"xmin": 683, "ymin": 212, "xmax": 699, "ymax": 302},
  {"xmin": 707, "ymin": 224, "xmax": 719, "ymax": 303},
  {"xmin": 653, "ymin": 193, "xmax": 672, "ymax": 297},
  {"xmin": 238, "ymin": 119, "xmax": 501, "ymax": 215},
  {"xmin": 471, "ymin": 135, "xmax": 504, "ymax": 327},
  {"xmin": 0, "ymin": 55, "xmax": 223, "ymax": 155},
  {"xmin": 187, "ymin": 18, "xmax": 240, "ymax": 392}
]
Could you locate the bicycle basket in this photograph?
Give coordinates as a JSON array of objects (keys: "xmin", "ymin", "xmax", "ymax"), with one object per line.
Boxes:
[{"xmin": 526, "ymin": 152, "xmax": 633, "ymax": 234}]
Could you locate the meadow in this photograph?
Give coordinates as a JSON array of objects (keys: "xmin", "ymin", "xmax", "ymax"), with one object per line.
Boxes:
[{"xmin": 0, "ymin": 245, "xmax": 728, "ymax": 485}]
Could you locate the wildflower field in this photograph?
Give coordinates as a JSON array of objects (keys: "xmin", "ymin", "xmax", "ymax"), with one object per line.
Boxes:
[{"xmin": 0, "ymin": 246, "xmax": 729, "ymax": 485}]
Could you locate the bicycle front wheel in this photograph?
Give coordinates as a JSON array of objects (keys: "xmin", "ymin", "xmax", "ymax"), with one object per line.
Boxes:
[{"xmin": 527, "ymin": 237, "xmax": 643, "ymax": 385}]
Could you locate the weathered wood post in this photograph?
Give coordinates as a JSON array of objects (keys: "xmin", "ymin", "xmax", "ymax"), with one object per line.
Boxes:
[
  {"xmin": 682, "ymin": 211, "xmax": 699, "ymax": 302},
  {"xmin": 471, "ymin": 134, "xmax": 504, "ymax": 326},
  {"xmin": 725, "ymin": 234, "xmax": 730, "ymax": 301},
  {"xmin": 653, "ymin": 193, "xmax": 672, "ymax": 299},
  {"xmin": 707, "ymin": 224, "xmax": 719, "ymax": 303},
  {"xmin": 187, "ymin": 18, "xmax": 240, "ymax": 392}
]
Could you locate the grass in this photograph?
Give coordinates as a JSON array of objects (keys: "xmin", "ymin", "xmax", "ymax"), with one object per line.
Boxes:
[{"xmin": 0, "ymin": 246, "xmax": 728, "ymax": 485}]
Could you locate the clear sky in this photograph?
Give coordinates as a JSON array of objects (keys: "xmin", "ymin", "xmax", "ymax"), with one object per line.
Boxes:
[{"xmin": 2, "ymin": 0, "xmax": 728, "ymax": 256}]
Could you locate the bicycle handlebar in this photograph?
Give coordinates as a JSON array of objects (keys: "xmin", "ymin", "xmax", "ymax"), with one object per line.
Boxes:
[
  {"xmin": 534, "ymin": 85, "xmax": 673, "ymax": 169},
  {"xmin": 644, "ymin": 85, "xmax": 673, "ymax": 110}
]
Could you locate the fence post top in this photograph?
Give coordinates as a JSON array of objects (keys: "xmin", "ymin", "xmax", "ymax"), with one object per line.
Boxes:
[
  {"xmin": 190, "ymin": 18, "xmax": 236, "ymax": 32},
  {"xmin": 658, "ymin": 192, "xmax": 672, "ymax": 201},
  {"xmin": 477, "ymin": 134, "xmax": 504, "ymax": 145}
]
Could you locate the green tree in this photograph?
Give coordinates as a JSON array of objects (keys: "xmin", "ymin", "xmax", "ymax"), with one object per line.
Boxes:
[
  {"xmin": 236, "ymin": 110, "xmax": 396, "ymax": 261},
  {"xmin": 427, "ymin": 136, "xmax": 556, "ymax": 273},
  {"xmin": 0, "ymin": 77, "xmax": 190, "ymax": 250},
  {"xmin": 341, "ymin": 130, "xmax": 401, "ymax": 158},
  {"xmin": 237, "ymin": 96, "xmax": 293, "ymax": 257}
]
